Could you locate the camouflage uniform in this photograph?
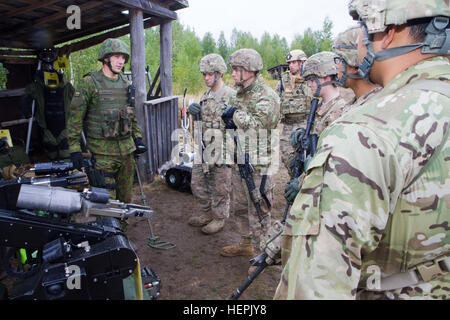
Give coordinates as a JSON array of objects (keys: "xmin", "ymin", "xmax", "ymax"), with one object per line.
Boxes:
[
  {"xmin": 275, "ymin": 0, "xmax": 450, "ymax": 300},
  {"xmin": 67, "ymin": 39, "xmax": 142, "ymax": 203},
  {"xmin": 190, "ymin": 54, "xmax": 236, "ymax": 232},
  {"xmin": 302, "ymin": 51, "xmax": 351, "ymax": 136},
  {"xmin": 226, "ymin": 49, "xmax": 281, "ymax": 249},
  {"xmin": 275, "ymin": 50, "xmax": 311, "ymax": 169}
]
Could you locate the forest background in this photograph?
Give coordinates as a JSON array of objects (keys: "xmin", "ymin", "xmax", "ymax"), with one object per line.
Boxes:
[{"xmin": 0, "ymin": 17, "xmax": 334, "ymax": 94}]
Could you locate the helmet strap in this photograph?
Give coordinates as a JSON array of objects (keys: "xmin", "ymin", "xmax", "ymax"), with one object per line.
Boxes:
[
  {"xmin": 311, "ymin": 76, "xmax": 337, "ymax": 97},
  {"xmin": 337, "ymin": 61, "xmax": 362, "ymax": 87},
  {"xmin": 208, "ymin": 71, "xmax": 220, "ymax": 88},
  {"xmin": 106, "ymin": 59, "xmax": 120, "ymax": 75}
]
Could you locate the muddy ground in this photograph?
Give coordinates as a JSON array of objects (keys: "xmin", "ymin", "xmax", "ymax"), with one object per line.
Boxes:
[{"xmin": 125, "ymin": 165, "xmax": 290, "ymax": 300}]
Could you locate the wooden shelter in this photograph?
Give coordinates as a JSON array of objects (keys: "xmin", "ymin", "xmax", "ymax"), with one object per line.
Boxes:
[{"xmin": 0, "ymin": 0, "xmax": 189, "ymax": 182}]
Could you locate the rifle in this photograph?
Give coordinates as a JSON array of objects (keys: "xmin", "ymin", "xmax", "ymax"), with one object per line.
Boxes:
[
  {"xmin": 277, "ymin": 64, "xmax": 285, "ymax": 94},
  {"xmin": 232, "ymin": 131, "xmax": 270, "ymax": 227},
  {"xmin": 283, "ymin": 97, "xmax": 319, "ymax": 219},
  {"xmin": 229, "ymin": 98, "xmax": 320, "ymax": 300},
  {"xmin": 0, "ymin": 160, "xmax": 89, "ymax": 190}
]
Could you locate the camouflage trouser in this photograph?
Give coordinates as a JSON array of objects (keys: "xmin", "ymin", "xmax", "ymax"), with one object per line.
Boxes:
[
  {"xmin": 93, "ymin": 153, "xmax": 135, "ymax": 203},
  {"xmin": 191, "ymin": 164, "xmax": 232, "ymax": 220},
  {"xmin": 280, "ymin": 119, "xmax": 307, "ymax": 170},
  {"xmin": 231, "ymin": 167, "xmax": 273, "ymax": 248}
]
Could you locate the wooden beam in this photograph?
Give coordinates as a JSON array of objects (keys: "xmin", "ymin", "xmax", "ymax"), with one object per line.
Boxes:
[
  {"xmin": 2, "ymin": 0, "xmax": 61, "ymax": 19},
  {"xmin": 111, "ymin": 0, "xmax": 177, "ymax": 20},
  {"xmin": 160, "ymin": 20, "xmax": 172, "ymax": 97},
  {"xmin": 57, "ymin": 18, "xmax": 160, "ymax": 55},
  {"xmin": 0, "ymin": 49, "xmax": 35, "ymax": 56},
  {"xmin": 34, "ymin": 1, "xmax": 103, "ymax": 26},
  {"xmin": 130, "ymin": 8, "xmax": 150, "ymax": 182},
  {"xmin": 0, "ymin": 56, "xmax": 36, "ymax": 64}
]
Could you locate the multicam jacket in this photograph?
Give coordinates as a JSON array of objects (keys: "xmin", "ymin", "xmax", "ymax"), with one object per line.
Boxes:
[
  {"xmin": 313, "ymin": 94, "xmax": 349, "ymax": 136},
  {"xmin": 230, "ymin": 74, "xmax": 281, "ymax": 173},
  {"xmin": 67, "ymin": 70, "xmax": 142, "ymax": 156},
  {"xmin": 275, "ymin": 71, "xmax": 310, "ymax": 117},
  {"xmin": 275, "ymin": 56, "xmax": 450, "ymax": 300},
  {"xmin": 197, "ymin": 85, "xmax": 236, "ymax": 165}
]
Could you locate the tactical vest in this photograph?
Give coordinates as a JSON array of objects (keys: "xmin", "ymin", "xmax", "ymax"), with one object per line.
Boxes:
[
  {"xmin": 84, "ymin": 72, "xmax": 134, "ymax": 140},
  {"xmin": 199, "ymin": 87, "xmax": 232, "ymax": 132},
  {"xmin": 280, "ymin": 72, "xmax": 309, "ymax": 116},
  {"xmin": 44, "ymin": 86, "xmax": 66, "ymax": 137}
]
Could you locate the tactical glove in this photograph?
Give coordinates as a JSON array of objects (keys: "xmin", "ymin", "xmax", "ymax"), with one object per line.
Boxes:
[
  {"xmin": 134, "ymin": 138, "xmax": 148, "ymax": 154},
  {"xmin": 70, "ymin": 152, "xmax": 84, "ymax": 171},
  {"xmin": 284, "ymin": 178, "xmax": 300, "ymax": 203},
  {"xmin": 221, "ymin": 106, "xmax": 237, "ymax": 130},
  {"xmin": 188, "ymin": 103, "xmax": 202, "ymax": 116},
  {"xmin": 290, "ymin": 128, "xmax": 306, "ymax": 149}
]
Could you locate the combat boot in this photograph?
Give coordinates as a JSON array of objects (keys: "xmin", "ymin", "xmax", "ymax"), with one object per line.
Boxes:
[
  {"xmin": 188, "ymin": 214, "xmax": 213, "ymax": 227},
  {"xmin": 201, "ymin": 219, "xmax": 225, "ymax": 235},
  {"xmin": 220, "ymin": 237, "xmax": 254, "ymax": 257}
]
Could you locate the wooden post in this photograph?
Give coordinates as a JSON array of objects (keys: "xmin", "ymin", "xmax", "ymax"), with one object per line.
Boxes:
[
  {"xmin": 160, "ymin": 20, "xmax": 173, "ymax": 97},
  {"xmin": 130, "ymin": 8, "xmax": 150, "ymax": 182}
]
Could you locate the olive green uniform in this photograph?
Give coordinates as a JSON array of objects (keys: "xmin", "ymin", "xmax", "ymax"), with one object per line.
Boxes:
[{"xmin": 67, "ymin": 70, "xmax": 142, "ymax": 203}]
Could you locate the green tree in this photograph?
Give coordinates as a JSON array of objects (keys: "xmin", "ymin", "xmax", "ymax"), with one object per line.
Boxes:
[
  {"xmin": 201, "ymin": 32, "xmax": 217, "ymax": 56},
  {"xmin": 290, "ymin": 16, "xmax": 334, "ymax": 57},
  {"xmin": 217, "ymin": 31, "xmax": 229, "ymax": 61},
  {"xmin": 172, "ymin": 22, "xmax": 203, "ymax": 94}
]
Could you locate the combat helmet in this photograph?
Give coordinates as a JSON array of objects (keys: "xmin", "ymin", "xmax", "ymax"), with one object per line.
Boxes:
[
  {"xmin": 332, "ymin": 25, "xmax": 362, "ymax": 86},
  {"xmin": 199, "ymin": 54, "xmax": 227, "ymax": 74},
  {"xmin": 286, "ymin": 49, "xmax": 307, "ymax": 63},
  {"xmin": 302, "ymin": 51, "xmax": 339, "ymax": 79},
  {"xmin": 348, "ymin": 0, "xmax": 450, "ymax": 80},
  {"xmin": 98, "ymin": 38, "xmax": 130, "ymax": 63},
  {"xmin": 228, "ymin": 48, "xmax": 263, "ymax": 72},
  {"xmin": 302, "ymin": 51, "xmax": 339, "ymax": 97}
]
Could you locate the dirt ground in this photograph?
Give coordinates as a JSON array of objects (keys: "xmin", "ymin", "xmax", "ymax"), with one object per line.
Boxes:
[{"xmin": 126, "ymin": 166, "xmax": 290, "ymax": 300}]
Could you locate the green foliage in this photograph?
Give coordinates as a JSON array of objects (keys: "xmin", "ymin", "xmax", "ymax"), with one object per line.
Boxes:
[
  {"xmin": 201, "ymin": 32, "xmax": 217, "ymax": 56},
  {"xmin": 291, "ymin": 17, "xmax": 334, "ymax": 56},
  {"xmin": 0, "ymin": 62, "xmax": 8, "ymax": 90},
  {"xmin": 63, "ymin": 17, "xmax": 334, "ymax": 96}
]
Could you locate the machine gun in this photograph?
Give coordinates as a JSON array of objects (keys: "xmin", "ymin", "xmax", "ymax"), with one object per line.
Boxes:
[
  {"xmin": 229, "ymin": 98, "xmax": 320, "ymax": 300},
  {"xmin": 0, "ymin": 182, "xmax": 159, "ymax": 300}
]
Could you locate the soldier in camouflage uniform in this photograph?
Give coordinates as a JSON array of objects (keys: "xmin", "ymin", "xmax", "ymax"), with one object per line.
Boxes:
[
  {"xmin": 67, "ymin": 38, "xmax": 146, "ymax": 203},
  {"xmin": 284, "ymin": 52, "xmax": 350, "ymax": 202},
  {"xmin": 187, "ymin": 54, "xmax": 236, "ymax": 234},
  {"xmin": 275, "ymin": 0, "xmax": 450, "ymax": 300},
  {"xmin": 220, "ymin": 48, "xmax": 281, "ymax": 258},
  {"xmin": 275, "ymin": 50, "xmax": 311, "ymax": 169},
  {"xmin": 301, "ymin": 51, "xmax": 350, "ymax": 136},
  {"xmin": 332, "ymin": 26, "xmax": 382, "ymax": 111}
]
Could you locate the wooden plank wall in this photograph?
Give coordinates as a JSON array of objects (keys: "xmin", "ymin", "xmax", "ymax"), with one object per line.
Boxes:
[{"xmin": 144, "ymin": 96, "xmax": 178, "ymax": 181}]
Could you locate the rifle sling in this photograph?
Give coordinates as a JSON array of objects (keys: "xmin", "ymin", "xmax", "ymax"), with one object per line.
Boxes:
[{"xmin": 259, "ymin": 174, "xmax": 271, "ymax": 209}]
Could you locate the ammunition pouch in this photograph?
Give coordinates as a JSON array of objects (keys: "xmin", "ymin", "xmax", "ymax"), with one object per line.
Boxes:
[
  {"xmin": 100, "ymin": 107, "xmax": 133, "ymax": 139},
  {"xmin": 281, "ymin": 113, "xmax": 308, "ymax": 125}
]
